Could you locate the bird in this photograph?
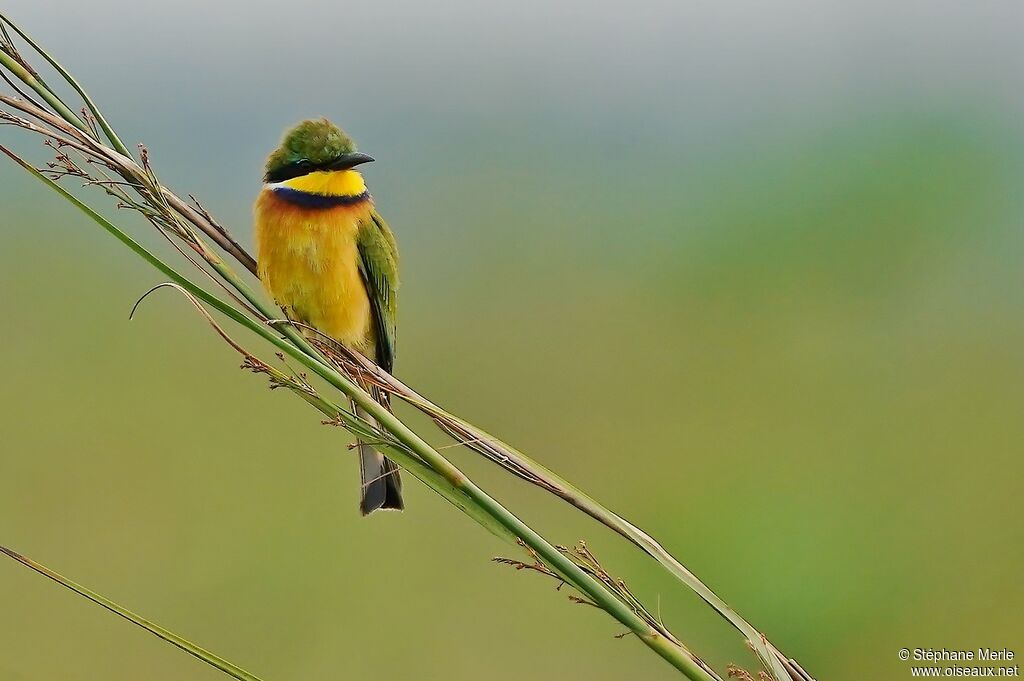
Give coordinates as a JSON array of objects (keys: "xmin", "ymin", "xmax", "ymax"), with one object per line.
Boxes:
[{"xmin": 254, "ymin": 118, "xmax": 403, "ymax": 514}]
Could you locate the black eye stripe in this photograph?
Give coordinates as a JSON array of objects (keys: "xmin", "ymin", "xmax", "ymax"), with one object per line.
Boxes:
[{"xmin": 265, "ymin": 159, "xmax": 331, "ymax": 183}]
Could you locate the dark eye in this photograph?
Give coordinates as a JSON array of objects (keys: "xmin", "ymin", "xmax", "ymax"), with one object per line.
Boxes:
[{"xmin": 296, "ymin": 159, "xmax": 314, "ymax": 171}]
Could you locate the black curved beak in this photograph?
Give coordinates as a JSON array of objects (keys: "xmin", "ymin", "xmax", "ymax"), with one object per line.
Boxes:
[{"xmin": 329, "ymin": 152, "xmax": 375, "ymax": 170}]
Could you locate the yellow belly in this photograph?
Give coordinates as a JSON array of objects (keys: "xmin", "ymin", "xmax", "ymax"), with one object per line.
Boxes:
[{"xmin": 254, "ymin": 189, "xmax": 373, "ymax": 350}]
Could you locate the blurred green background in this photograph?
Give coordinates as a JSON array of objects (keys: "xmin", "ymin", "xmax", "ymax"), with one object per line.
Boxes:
[{"xmin": 1, "ymin": 2, "xmax": 1022, "ymax": 679}]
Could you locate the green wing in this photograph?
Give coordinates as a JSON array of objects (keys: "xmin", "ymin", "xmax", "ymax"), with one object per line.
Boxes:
[{"xmin": 357, "ymin": 210, "xmax": 399, "ymax": 372}]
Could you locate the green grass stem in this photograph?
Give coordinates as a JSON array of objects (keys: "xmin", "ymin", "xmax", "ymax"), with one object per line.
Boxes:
[{"xmin": 0, "ymin": 544, "xmax": 265, "ymax": 681}]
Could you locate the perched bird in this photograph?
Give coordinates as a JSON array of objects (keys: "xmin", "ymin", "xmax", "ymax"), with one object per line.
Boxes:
[{"xmin": 254, "ymin": 118, "xmax": 403, "ymax": 514}]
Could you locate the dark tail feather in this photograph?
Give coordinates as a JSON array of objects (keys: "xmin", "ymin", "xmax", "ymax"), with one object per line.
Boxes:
[{"xmin": 356, "ymin": 404, "xmax": 404, "ymax": 515}]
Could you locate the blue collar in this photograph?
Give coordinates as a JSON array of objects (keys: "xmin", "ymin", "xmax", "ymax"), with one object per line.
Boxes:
[{"xmin": 271, "ymin": 186, "xmax": 370, "ymax": 208}]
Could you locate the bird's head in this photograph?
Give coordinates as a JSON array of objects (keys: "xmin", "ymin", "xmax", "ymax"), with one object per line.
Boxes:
[{"xmin": 264, "ymin": 118, "xmax": 374, "ymax": 183}]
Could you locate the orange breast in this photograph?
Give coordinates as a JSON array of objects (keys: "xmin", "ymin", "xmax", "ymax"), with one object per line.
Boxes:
[{"xmin": 254, "ymin": 189, "xmax": 375, "ymax": 351}]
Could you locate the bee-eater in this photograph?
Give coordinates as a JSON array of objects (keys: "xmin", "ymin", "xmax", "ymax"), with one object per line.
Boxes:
[{"xmin": 254, "ymin": 118, "xmax": 403, "ymax": 514}]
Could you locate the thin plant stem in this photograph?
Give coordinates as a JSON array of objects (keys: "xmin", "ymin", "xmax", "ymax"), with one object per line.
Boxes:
[
  {"xmin": 0, "ymin": 49, "xmax": 89, "ymax": 136},
  {"xmin": 0, "ymin": 12, "xmax": 128, "ymax": 155},
  {"xmin": 0, "ymin": 544, "xmax": 265, "ymax": 681}
]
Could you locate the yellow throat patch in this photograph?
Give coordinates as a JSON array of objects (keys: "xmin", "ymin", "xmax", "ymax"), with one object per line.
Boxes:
[{"xmin": 277, "ymin": 169, "xmax": 367, "ymax": 197}]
